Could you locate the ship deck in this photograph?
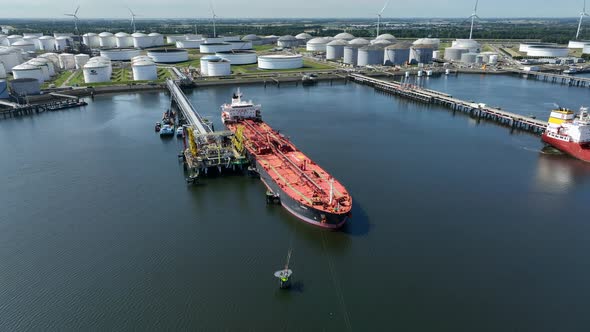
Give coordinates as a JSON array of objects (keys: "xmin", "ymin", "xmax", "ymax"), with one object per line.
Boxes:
[{"xmin": 227, "ymin": 120, "xmax": 351, "ymax": 214}]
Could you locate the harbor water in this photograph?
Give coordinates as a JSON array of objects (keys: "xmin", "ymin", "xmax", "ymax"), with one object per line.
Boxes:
[{"xmin": 1, "ymin": 76, "xmax": 590, "ymax": 331}]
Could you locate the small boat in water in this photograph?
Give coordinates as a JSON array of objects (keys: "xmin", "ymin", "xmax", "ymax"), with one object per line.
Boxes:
[
  {"xmin": 176, "ymin": 127, "xmax": 184, "ymax": 137},
  {"xmin": 155, "ymin": 122, "xmax": 161, "ymax": 132},
  {"xmin": 160, "ymin": 124, "xmax": 175, "ymax": 137}
]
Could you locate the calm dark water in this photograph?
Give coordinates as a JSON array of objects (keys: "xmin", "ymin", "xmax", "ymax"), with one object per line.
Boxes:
[{"xmin": 1, "ymin": 77, "xmax": 590, "ymax": 331}]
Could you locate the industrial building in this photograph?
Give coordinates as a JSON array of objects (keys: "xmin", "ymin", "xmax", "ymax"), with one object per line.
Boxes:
[{"xmin": 258, "ymin": 54, "xmax": 303, "ymax": 70}]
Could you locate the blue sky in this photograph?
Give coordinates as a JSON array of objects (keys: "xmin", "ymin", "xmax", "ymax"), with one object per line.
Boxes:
[{"xmin": 0, "ymin": 0, "xmax": 585, "ymax": 19}]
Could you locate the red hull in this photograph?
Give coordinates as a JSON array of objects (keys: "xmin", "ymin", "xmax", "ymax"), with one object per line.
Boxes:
[{"xmin": 542, "ymin": 133, "xmax": 590, "ymax": 162}]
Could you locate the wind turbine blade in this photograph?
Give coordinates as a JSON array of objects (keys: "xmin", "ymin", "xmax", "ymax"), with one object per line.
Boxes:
[
  {"xmin": 380, "ymin": 0, "xmax": 390, "ymax": 15},
  {"xmin": 65, "ymin": 14, "xmax": 74, "ymax": 16},
  {"xmin": 474, "ymin": 0, "xmax": 479, "ymax": 12},
  {"xmin": 74, "ymin": 5, "xmax": 80, "ymax": 15}
]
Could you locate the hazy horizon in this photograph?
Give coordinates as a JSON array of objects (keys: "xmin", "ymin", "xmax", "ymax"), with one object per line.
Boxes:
[{"xmin": 0, "ymin": 0, "xmax": 587, "ymax": 19}]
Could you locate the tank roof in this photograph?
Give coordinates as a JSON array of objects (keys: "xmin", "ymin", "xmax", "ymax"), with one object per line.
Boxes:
[
  {"xmin": 132, "ymin": 32, "xmax": 147, "ymax": 37},
  {"xmin": 386, "ymin": 42, "xmax": 412, "ymax": 49},
  {"xmin": 307, "ymin": 37, "xmax": 329, "ymax": 44},
  {"xmin": 132, "ymin": 60, "xmax": 156, "ymax": 66},
  {"xmin": 327, "ymin": 40, "xmax": 348, "ymax": 46},
  {"xmin": 349, "ymin": 38, "xmax": 370, "ymax": 45},
  {"xmin": 334, "ymin": 32, "xmax": 355, "ymax": 40},
  {"xmin": 278, "ymin": 35, "xmax": 297, "ymax": 41},
  {"xmin": 296, "ymin": 33, "xmax": 313, "ymax": 39},
  {"xmin": 115, "ymin": 32, "xmax": 130, "ymax": 37},
  {"xmin": 242, "ymin": 34, "xmax": 261, "ymax": 41},
  {"xmin": 376, "ymin": 33, "xmax": 396, "ymax": 41},
  {"xmin": 98, "ymin": 32, "xmax": 114, "ymax": 37},
  {"xmin": 39, "ymin": 36, "xmax": 54, "ymax": 40}
]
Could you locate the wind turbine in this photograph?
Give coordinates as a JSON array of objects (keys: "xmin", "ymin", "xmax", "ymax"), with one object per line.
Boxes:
[
  {"xmin": 576, "ymin": 0, "xmax": 589, "ymax": 39},
  {"xmin": 376, "ymin": 0, "xmax": 389, "ymax": 37},
  {"xmin": 128, "ymin": 8, "xmax": 138, "ymax": 33},
  {"xmin": 468, "ymin": 0, "xmax": 480, "ymax": 39},
  {"xmin": 210, "ymin": 3, "xmax": 218, "ymax": 38},
  {"xmin": 64, "ymin": 5, "xmax": 80, "ymax": 35}
]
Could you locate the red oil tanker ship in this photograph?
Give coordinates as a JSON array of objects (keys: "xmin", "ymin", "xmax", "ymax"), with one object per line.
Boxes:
[
  {"xmin": 542, "ymin": 107, "xmax": 590, "ymax": 162},
  {"xmin": 221, "ymin": 89, "xmax": 352, "ymax": 228}
]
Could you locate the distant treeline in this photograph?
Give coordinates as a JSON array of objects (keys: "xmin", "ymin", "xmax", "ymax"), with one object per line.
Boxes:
[{"xmin": 1, "ymin": 19, "xmax": 587, "ymax": 44}]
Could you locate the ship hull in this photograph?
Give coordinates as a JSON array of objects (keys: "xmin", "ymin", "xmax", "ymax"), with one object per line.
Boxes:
[
  {"xmin": 542, "ymin": 133, "xmax": 590, "ymax": 162},
  {"xmin": 255, "ymin": 158, "xmax": 349, "ymax": 229}
]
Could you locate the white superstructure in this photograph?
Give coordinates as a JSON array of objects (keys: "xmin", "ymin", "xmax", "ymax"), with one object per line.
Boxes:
[
  {"xmin": 221, "ymin": 88, "xmax": 261, "ymax": 124},
  {"xmin": 546, "ymin": 108, "xmax": 590, "ymax": 143}
]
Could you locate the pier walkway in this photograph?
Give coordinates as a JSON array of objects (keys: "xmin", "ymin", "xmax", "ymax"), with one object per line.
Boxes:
[
  {"xmin": 166, "ymin": 79, "xmax": 211, "ymax": 135},
  {"xmin": 349, "ymin": 74, "xmax": 547, "ymax": 134},
  {"xmin": 509, "ymin": 70, "xmax": 590, "ymax": 88}
]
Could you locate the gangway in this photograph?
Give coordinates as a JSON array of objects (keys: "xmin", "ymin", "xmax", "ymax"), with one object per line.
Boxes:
[{"xmin": 166, "ymin": 79, "xmax": 211, "ymax": 135}]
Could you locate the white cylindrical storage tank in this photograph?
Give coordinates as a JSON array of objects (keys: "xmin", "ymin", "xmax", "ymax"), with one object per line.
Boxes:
[
  {"xmin": 148, "ymin": 33, "xmax": 164, "ymax": 47},
  {"xmin": 115, "ymin": 32, "xmax": 133, "ymax": 48},
  {"xmin": 383, "ymin": 43, "xmax": 412, "ymax": 66},
  {"xmin": 277, "ymin": 35, "xmax": 299, "ymax": 48},
  {"xmin": 489, "ymin": 54, "xmax": 499, "ymax": 64},
  {"xmin": 83, "ymin": 61, "xmax": 111, "ymax": 83},
  {"xmin": 147, "ymin": 49, "xmax": 189, "ymax": 63},
  {"xmin": 475, "ymin": 55, "xmax": 485, "ymax": 64},
  {"xmin": 334, "ymin": 32, "xmax": 355, "ymax": 41},
  {"xmin": 200, "ymin": 43, "xmax": 233, "ymax": 53},
  {"xmin": 33, "ymin": 57, "xmax": 55, "ymax": 76},
  {"xmin": 207, "ymin": 58, "xmax": 231, "ymax": 77},
  {"xmin": 306, "ymin": 37, "xmax": 329, "ymax": 52},
  {"xmin": 295, "ymin": 33, "xmax": 313, "ymax": 45},
  {"xmin": 375, "ymin": 34, "xmax": 397, "ymax": 43},
  {"xmin": 0, "ymin": 79, "xmax": 8, "ymax": 98},
  {"xmin": 451, "ymin": 39, "xmax": 480, "ymax": 53},
  {"xmin": 11, "ymin": 40, "xmax": 36, "ymax": 52},
  {"xmin": 23, "ymin": 33, "xmax": 42, "ymax": 38},
  {"xmin": 215, "ymin": 50, "xmax": 257, "ymax": 65},
  {"xmin": 223, "ymin": 36, "xmax": 241, "ymax": 42},
  {"xmin": 258, "ymin": 54, "xmax": 303, "ymax": 70},
  {"xmin": 526, "ymin": 46, "xmax": 569, "ymax": 57},
  {"xmin": 0, "ymin": 48, "xmax": 20, "ymax": 72},
  {"xmin": 242, "ymin": 34, "xmax": 263, "ymax": 46},
  {"xmin": 432, "ymin": 50, "xmax": 440, "ymax": 59},
  {"xmin": 414, "ymin": 38, "xmax": 440, "ymax": 49},
  {"xmin": 10, "ymin": 78, "xmax": 41, "ymax": 95},
  {"xmin": 99, "ymin": 32, "xmax": 116, "ymax": 48},
  {"xmin": 7, "ymin": 35, "xmax": 23, "ymax": 45},
  {"xmin": 75, "ymin": 54, "xmax": 90, "ymax": 69},
  {"xmin": 132, "ymin": 33, "xmax": 152, "ymax": 48},
  {"xmin": 205, "ymin": 37, "xmax": 224, "ymax": 44},
  {"xmin": 166, "ymin": 35, "xmax": 184, "ymax": 44},
  {"xmin": 131, "ymin": 55, "xmax": 153, "ymax": 63},
  {"xmin": 519, "ymin": 43, "xmax": 557, "ymax": 53},
  {"xmin": 53, "ymin": 33, "xmax": 73, "ymax": 38},
  {"xmin": 58, "ymin": 53, "xmax": 76, "ymax": 70},
  {"xmin": 132, "ymin": 60, "xmax": 157, "ymax": 81},
  {"xmin": 176, "ymin": 39, "xmax": 201, "ymax": 49},
  {"xmin": 27, "ymin": 60, "xmax": 50, "ymax": 81},
  {"xmin": 326, "ymin": 40, "xmax": 348, "ymax": 60},
  {"xmin": 444, "ymin": 47, "xmax": 469, "ymax": 61},
  {"xmin": 12, "ymin": 64, "xmax": 44, "ymax": 82},
  {"xmin": 228, "ymin": 41, "xmax": 252, "ymax": 50},
  {"xmin": 344, "ymin": 45, "xmax": 361, "ymax": 66},
  {"xmin": 583, "ymin": 44, "xmax": 590, "ymax": 54},
  {"xmin": 23, "ymin": 36, "xmax": 42, "ymax": 50},
  {"xmin": 461, "ymin": 52, "xmax": 478, "ymax": 64},
  {"xmin": 200, "ymin": 55, "xmax": 219, "ymax": 76},
  {"xmin": 410, "ymin": 45, "xmax": 434, "ymax": 64},
  {"xmin": 358, "ymin": 45, "xmax": 384, "ymax": 66},
  {"xmin": 349, "ymin": 38, "xmax": 370, "ymax": 47},
  {"xmin": 568, "ymin": 40, "xmax": 590, "ymax": 49},
  {"xmin": 185, "ymin": 34, "xmax": 203, "ymax": 41},
  {"xmin": 100, "ymin": 48, "xmax": 141, "ymax": 61},
  {"xmin": 55, "ymin": 36, "xmax": 70, "ymax": 51},
  {"xmin": 0, "ymin": 63, "xmax": 6, "ymax": 79},
  {"xmin": 83, "ymin": 33, "xmax": 100, "ymax": 48},
  {"xmin": 38, "ymin": 53, "xmax": 60, "ymax": 69},
  {"xmin": 39, "ymin": 36, "xmax": 55, "ymax": 51}
]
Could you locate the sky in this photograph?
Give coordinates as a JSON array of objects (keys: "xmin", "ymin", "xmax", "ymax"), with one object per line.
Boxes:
[{"xmin": 0, "ymin": 0, "xmax": 586, "ymax": 19}]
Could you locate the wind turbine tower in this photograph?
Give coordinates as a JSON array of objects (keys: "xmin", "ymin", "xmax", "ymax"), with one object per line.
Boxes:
[
  {"xmin": 469, "ymin": 0, "xmax": 480, "ymax": 40},
  {"xmin": 64, "ymin": 5, "xmax": 80, "ymax": 35},
  {"xmin": 376, "ymin": 1, "xmax": 389, "ymax": 37},
  {"xmin": 576, "ymin": 0, "xmax": 589, "ymax": 39}
]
